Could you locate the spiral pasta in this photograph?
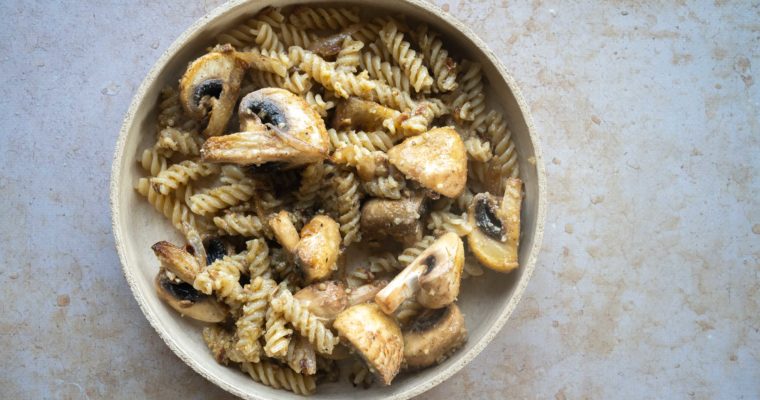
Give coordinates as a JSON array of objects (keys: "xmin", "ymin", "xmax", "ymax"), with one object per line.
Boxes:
[
  {"xmin": 426, "ymin": 211, "xmax": 473, "ymax": 236},
  {"xmin": 368, "ymin": 252, "xmax": 402, "ymax": 274},
  {"xmin": 331, "ymin": 169, "xmax": 362, "ymax": 246},
  {"xmin": 150, "ymin": 160, "xmax": 220, "ymax": 195},
  {"xmin": 203, "ymin": 325, "xmax": 245, "ymax": 365},
  {"xmin": 485, "ymin": 110, "xmax": 520, "ymax": 187},
  {"xmin": 362, "ymin": 173, "xmax": 406, "ymax": 200},
  {"xmin": 416, "ymin": 25, "xmax": 458, "ymax": 92},
  {"xmin": 348, "ymin": 360, "xmax": 374, "ymax": 388},
  {"xmin": 189, "ymin": 179, "xmax": 257, "ymax": 216},
  {"xmin": 336, "ymin": 37, "xmax": 364, "ymax": 73},
  {"xmin": 289, "ymin": 7, "xmax": 359, "ymax": 30},
  {"xmin": 138, "ymin": 147, "xmax": 168, "ymax": 177},
  {"xmin": 379, "ymin": 21, "xmax": 433, "ymax": 93},
  {"xmin": 295, "ymin": 48, "xmax": 376, "ymax": 99},
  {"xmin": 135, "ymin": 178, "xmax": 200, "ymax": 234},
  {"xmin": 250, "ymin": 69, "xmax": 312, "ymax": 95},
  {"xmin": 156, "ymin": 127, "xmax": 203, "ymax": 156},
  {"xmin": 368, "ymin": 79, "xmax": 417, "ymax": 112},
  {"xmin": 243, "ymin": 238, "xmax": 272, "ymax": 277},
  {"xmin": 213, "ymin": 212, "xmax": 268, "ymax": 238},
  {"xmin": 235, "ymin": 276, "xmax": 277, "ymax": 362},
  {"xmin": 264, "ymin": 305, "xmax": 292, "ymax": 358},
  {"xmin": 286, "ymin": 336, "xmax": 317, "ymax": 375},
  {"xmin": 398, "ymin": 235, "xmax": 436, "ymax": 267},
  {"xmin": 194, "ymin": 256, "xmax": 244, "ymax": 309},
  {"xmin": 279, "ymin": 23, "xmax": 318, "ymax": 48},
  {"xmin": 304, "ymin": 91, "xmax": 335, "ymax": 117},
  {"xmin": 252, "ymin": 22, "xmax": 285, "ymax": 53},
  {"xmin": 351, "ymin": 16, "xmax": 394, "ymax": 44},
  {"xmin": 271, "ymin": 288, "xmax": 339, "ymax": 355},
  {"xmin": 295, "ymin": 163, "xmax": 327, "ymax": 210},
  {"xmin": 216, "ymin": 8, "xmax": 285, "ymax": 49},
  {"xmin": 394, "ymin": 299, "xmax": 423, "ymax": 327},
  {"xmin": 241, "ymin": 360, "xmax": 316, "ymax": 395},
  {"xmin": 464, "ymin": 136, "xmax": 493, "ymax": 162},
  {"xmin": 329, "ymin": 129, "xmax": 396, "ymax": 153},
  {"xmin": 452, "ymin": 60, "xmax": 488, "ymax": 133},
  {"xmin": 359, "ymin": 52, "xmax": 410, "ymax": 93}
]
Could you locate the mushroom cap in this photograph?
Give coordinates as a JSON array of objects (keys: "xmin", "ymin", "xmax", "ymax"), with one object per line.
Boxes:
[
  {"xmin": 201, "ymin": 88, "xmax": 329, "ymax": 167},
  {"xmin": 360, "ymin": 194, "xmax": 427, "ymax": 245},
  {"xmin": 293, "ymin": 280, "xmax": 348, "ymax": 324},
  {"xmin": 403, "ymin": 304, "xmax": 467, "ymax": 369},
  {"xmin": 387, "ymin": 127, "xmax": 467, "ymax": 198},
  {"xmin": 179, "ymin": 46, "xmax": 246, "ymax": 137},
  {"xmin": 466, "ymin": 178, "xmax": 522, "ymax": 273},
  {"xmin": 155, "ymin": 273, "xmax": 228, "ymax": 323},
  {"xmin": 295, "ymin": 215, "xmax": 342, "ymax": 284},
  {"xmin": 151, "ymin": 241, "xmax": 200, "ymax": 284},
  {"xmin": 333, "ymin": 303, "xmax": 404, "ymax": 385},
  {"xmin": 416, "ymin": 232, "xmax": 465, "ymax": 309}
]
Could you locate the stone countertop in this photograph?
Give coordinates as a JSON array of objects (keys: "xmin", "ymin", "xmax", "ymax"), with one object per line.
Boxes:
[{"xmin": 1, "ymin": 0, "xmax": 758, "ymax": 398}]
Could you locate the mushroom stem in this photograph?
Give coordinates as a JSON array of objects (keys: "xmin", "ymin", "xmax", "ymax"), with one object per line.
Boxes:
[{"xmin": 374, "ymin": 262, "xmax": 425, "ymax": 315}]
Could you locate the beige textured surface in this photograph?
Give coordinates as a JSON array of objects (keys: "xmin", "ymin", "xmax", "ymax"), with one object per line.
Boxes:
[{"xmin": 1, "ymin": 0, "xmax": 758, "ymax": 399}]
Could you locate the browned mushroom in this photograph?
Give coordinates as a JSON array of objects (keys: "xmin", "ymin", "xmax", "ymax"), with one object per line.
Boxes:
[
  {"xmin": 294, "ymin": 215, "xmax": 342, "ymax": 283},
  {"xmin": 201, "ymin": 88, "xmax": 329, "ymax": 168},
  {"xmin": 179, "ymin": 45, "xmax": 247, "ymax": 137},
  {"xmin": 332, "ymin": 97, "xmax": 400, "ymax": 131},
  {"xmin": 293, "ymin": 281, "xmax": 348, "ymax": 325},
  {"xmin": 333, "ymin": 303, "xmax": 404, "ymax": 385},
  {"xmin": 151, "ymin": 241, "xmax": 201, "ymax": 284},
  {"xmin": 155, "ymin": 272, "xmax": 228, "ymax": 323},
  {"xmin": 403, "ymin": 304, "xmax": 467, "ymax": 369},
  {"xmin": 347, "ymin": 280, "xmax": 388, "ymax": 306},
  {"xmin": 374, "ymin": 232, "xmax": 464, "ymax": 314},
  {"xmin": 269, "ymin": 210, "xmax": 301, "ymax": 253},
  {"xmin": 466, "ymin": 178, "xmax": 522, "ymax": 273},
  {"xmin": 387, "ymin": 127, "xmax": 467, "ymax": 198},
  {"xmin": 360, "ymin": 193, "xmax": 427, "ymax": 245}
]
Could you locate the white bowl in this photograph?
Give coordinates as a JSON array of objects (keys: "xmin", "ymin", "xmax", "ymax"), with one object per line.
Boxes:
[{"xmin": 110, "ymin": 0, "xmax": 547, "ymax": 398}]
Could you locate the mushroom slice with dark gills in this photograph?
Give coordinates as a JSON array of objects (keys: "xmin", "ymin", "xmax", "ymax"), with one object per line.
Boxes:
[
  {"xmin": 403, "ymin": 304, "xmax": 467, "ymax": 369},
  {"xmin": 466, "ymin": 177, "xmax": 522, "ymax": 273},
  {"xmin": 179, "ymin": 45, "xmax": 247, "ymax": 137},
  {"xmin": 333, "ymin": 303, "xmax": 404, "ymax": 385},
  {"xmin": 375, "ymin": 232, "xmax": 464, "ymax": 314},
  {"xmin": 201, "ymin": 88, "xmax": 329, "ymax": 168},
  {"xmin": 387, "ymin": 127, "xmax": 467, "ymax": 198},
  {"xmin": 360, "ymin": 193, "xmax": 427, "ymax": 245},
  {"xmin": 155, "ymin": 272, "xmax": 228, "ymax": 323}
]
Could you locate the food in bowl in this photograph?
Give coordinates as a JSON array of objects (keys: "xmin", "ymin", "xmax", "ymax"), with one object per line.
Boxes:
[{"xmin": 135, "ymin": 5, "xmax": 523, "ymax": 395}]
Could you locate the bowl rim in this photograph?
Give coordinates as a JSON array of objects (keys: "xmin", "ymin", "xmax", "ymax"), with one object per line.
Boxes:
[{"xmin": 110, "ymin": 0, "xmax": 547, "ymax": 398}]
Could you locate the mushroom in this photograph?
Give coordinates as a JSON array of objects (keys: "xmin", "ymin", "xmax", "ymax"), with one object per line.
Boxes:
[
  {"xmin": 374, "ymin": 232, "xmax": 464, "ymax": 314},
  {"xmin": 347, "ymin": 280, "xmax": 388, "ymax": 306},
  {"xmin": 360, "ymin": 193, "xmax": 427, "ymax": 245},
  {"xmin": 269, "ymin": 210, "xmax": 301, "ymax": 253},
  {"xmin": 387, "ymin": 127, "xmax": 467, "ymax": 198},
  {"xmin": 293, "ymin": 280, "xmax": 348, "ymax": 325},
  {"xmin": 201, "ymin": 88, "xmax": 329, "ymax": 168},
  {"xmin": 332, "ymin": 97, "xmax": 399, "ymax": 131},
  {"xmin": 403, "ymin": 304, "xmax": 467, "ymax": 369},
  {"xmin": 294, "ymin": 215, "xmax": 342, "ymax": 284},
  {"xmin": 179, "ymin": 45, "xmax": 247, "ymax": 137},
  {"xmin": 151, "ymin": 241, "xmax": 201, "ymax": 284},
  {"xmin": 466, "ymin": 177, "xmax": 522, "ymax": 272},
  {"xmin": 333, "ymin": 303, "xmax": 404, "ymax": 385},
  {"xmin": 155, "ymin": 272, "xmax": 228, "ymax": 323}
]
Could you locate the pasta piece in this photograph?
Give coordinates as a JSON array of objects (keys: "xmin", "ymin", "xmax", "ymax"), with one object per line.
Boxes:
[
  {"xmin": 426, "ymin": 211, "xmax": 473, "ymax": 236},
  {"xmin": 138, "ymin": 147, "xmax": 168, "ymax": 177},
  {"xmin": 286, "ymin": 335, "xmax": 318, "ymax": 375},
  {"xmin": 394, "ymin": 100, "xmax": 446, "ymax": 137},
  {"xmin": 215, "ymin": 8, "xmax": 285, "ymax": 48},
  {"xmin": 240, "ymin": 360, "xmax": 316, "ymax": 395},
  {"xmin": 332, "ymin": 169, "xmax": 362, "ymax": 246},
  {"xmin": 295, "ymin": 163, "xmax": 327, "ymax": 210},
  {"xmin": 452, "ymin": 60, "xmax": 488, "ymax": 133},
  {"xmin": 188, "ymin": 179, "xmax": 257, "ymax": 216},
  {"xmin": 289, "ymin": 7, "xmax": 359, "ymax": 30},
  {"xmin": 150, "ymin": 160, "xmax": 220, "ymax": 195},
  {"xmin": 294, "ymin": 48, "xmax": 376, "ymax": 99},
  {"xmin": 360, "ymin": 52, "xmax": 410, "ymax": 93},
  {"xmin": 264, "ymin": 305, "xmax": 292, "ymax": 358},
  {"xmin": 454, "ymin": 186, "xmax": 475, "ymax": 212},
  {"xmin": 270, "ymin": 248, "xmax": 301, "ymax": 287},
  {"xmin": 193, "ymin": 256, "xmax": 244, "ymax": 309},
  {"xmin": 346, "ymin": 266, "xmax": 374, "ymax": 288},
  {"xmin": 485, "ymin": 110, "xmax": 520, "ymax": 187},
  {"xmin": 135, "ymin": 178, "xmax": 200, "ymax": 234},
  {"xmin": 348, "ymin": 360, "xmax": 374, "ymax": 388},
  {"xmin": 156, "ymin": 86, "xmax": 198, "ymax": 131},
  {"xmin": 329, "ymin": 129, "xmax": 396, "ymax": 153},
  {"xmin": 249, "ymin": 69, "xmax": 312, "ymax": 95},
  {"xmin": 219, "ymin": 165, "xmax": 248, "ymax": 184},
  {"xmin": 235, "ymin": 276, "xmax": 277, "ymax": 362},
  {"xmin": 394, "ymin": 299, "xmax": 423, "ymax": 327},
  {"xmin": 243, "ymin": 238, "xmax": 272, "ymax": 277},
  {"xmin": 214, "ymin": 212, "xmax": 268, "ymax": 238},
  {"xmin": 279, "ymin": 22, "xmax": 318, "ymax": 48},
  {"xmin": 367, "ymin": 40, "xmax": 393, "ymax": 64},
  {"xmin": 398, "ymin": 235, "xmax": 436, "ymax": 267},
  {"xmin": 379, "ymin": 21, "xmax": 434, "ymax": 92},
  {"xmin": 462, "ymin": 257, "xmax": 485, "ymax": 279},
  {"xmin": 335, "ymin": 37, "xmax": 364, "ymax": 73},
  {"xmin": 351, "ymin": 16, "xmax": 394, "ymax": 44},
  {"xmin": 304, "ymin": 91, "xmax": 335, "ymax": 117},
  {"xmin": 368, "ymin": 79, "xmax": 417, "ymax": 112},
  {"xmin": 464, "ymin": 136, "xmax": 493, "ymax": 162},
  {"xmin": 156, "ymin": 127, "xmax": 204, "ymax": 156},
  {"xmin": 331, "ymin": 144, "xmax": 387, "ymax": 181},
  {"xmin": 416, "ymin": 25, "xmax": 458, "ymax": 92},
  {"xmin": 362, "ymin": 173, "xmax": 406, "ymax": 200},
  {"xmin": 271, "ymin": 288, "xmax": 340, "ymax": 354},
  {"xmin": 368, "ymin": 252, "xmax": 401, "ymax": 274},
  {"xmin": 203, "ymin": 325, "xmax": 245, "ymax": 365},
  {"xmin": 251, "ymin": 22, "xmax": 285, "ymax": 53}
]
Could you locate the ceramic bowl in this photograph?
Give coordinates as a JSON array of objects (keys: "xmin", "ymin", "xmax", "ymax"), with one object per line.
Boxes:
[{"xmin": 111, "ymin": 0, "xmax": 546, "ymax": 398}]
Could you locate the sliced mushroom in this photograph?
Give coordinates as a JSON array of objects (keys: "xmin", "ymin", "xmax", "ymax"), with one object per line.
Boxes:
[
  {"xmin": 295, "ymin": 215, "xmax": 342, "ymax": 284},
  {"xmin": 201, "ymin": 88, "xmax": 329, "ymax": 168},
  {"xmin": 347, "ymin": 280, "xmax": 388, "ymax": 306},
  {"xmin": 151, "ymin": 241, "xmax": 201, "ymax": 284},
  {"xmin": 332, "ymin": 97, "xmax": 399, "ymax": 131},
  {"xmin": 403, "ymin": 304, "xmax": 467, "ymax": 369},
  {"xmin": 374, "ymin": 232, "xmax": 464, "ymax": 314},
  {"xmin": 269, "ymin": 210, "xmax": 301, "ymax": 253},
  {"xmin": 387, "ymin": 127, "xmax": 467, "ymax": 198},
  {"xmin": 307, "ymin": 27, "xmax": 359, "ymax": 58},
  {"xmin": 360, "ymin": 193, "xmax": 427, "ymax": 245},
  {"xmin": 293, "ymin": 280, "xmax": 348, "ymax": 325},
  {"xmin": 155, "ymin": 272, "xmax": 228, "ymax": 323},
  {"xmin": 179, "ymin": 45, "xmax": 246, "ymax": 137},
  {"xmin": 333, "ymin": 303, "xmax": 404, "ymax": 385},
  {"xmin": 466, "ymin": 178, "xmax": 522, "ymax": 272}
]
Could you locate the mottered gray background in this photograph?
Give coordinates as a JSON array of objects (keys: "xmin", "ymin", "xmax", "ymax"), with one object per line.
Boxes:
[{"xmin": 1, "ymin": 0, "xmax": 758, "ymax": 398}]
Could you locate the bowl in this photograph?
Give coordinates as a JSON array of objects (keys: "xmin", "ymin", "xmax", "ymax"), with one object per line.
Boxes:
[{"xmin": 110, "ymin": 0, "xmax": 547, "ymax": 398}]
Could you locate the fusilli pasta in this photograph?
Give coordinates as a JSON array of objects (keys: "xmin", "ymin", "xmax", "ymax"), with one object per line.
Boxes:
[
  {"xmin": 289, "ymin": 7, "xmax": 359, "ymax": 30},
  {"xmin": 241, "ymin": 360, "xmax": 316, "ymax": 395},
  {"xmin": 379, "ymin": 21, "xmax": 433, "ymax": 93},
  {"xmin": 150, "ymin": 160, "xmax": 220, "ymax": 195},
  {"xmin": 271, "ymin": 288, "xmax": 340, "ymax": 355},
  {"xmin": 189, "ymin": 179, "xmax": 257, "ymax": 216}
]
